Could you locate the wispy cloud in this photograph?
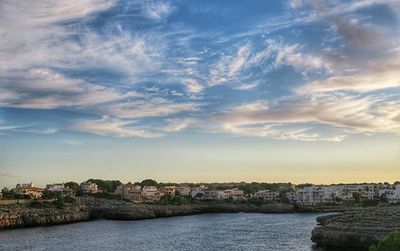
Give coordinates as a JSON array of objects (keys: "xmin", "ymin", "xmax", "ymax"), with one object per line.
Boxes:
[
  {"xmin": 0, "ymin": 173, "xmax": 19, "ymax": 179},
  {"xmin": 208, "ymin": 39, "xmax": 326, "ymax": 87},
  {"xmin": 212, "ymin": 91, "xmax": 400, "ymax": 140},
  {"xmin": 62, "ymin": 140, "xmax": 84, "ymax": 146},
  {"xmin": 143, "ymin": 0, "xmax": 176, "ymax": 21},
  {"xmin": 163, "ymin": 117, "xmax": 196, "ymax": 132},
  {"xmin": 75, "ymin": 116, "xmax": 163, "ymax": 138},
  {"xmin": 102, "ymin": 98, "xmax": 199, "ymax": 119}
]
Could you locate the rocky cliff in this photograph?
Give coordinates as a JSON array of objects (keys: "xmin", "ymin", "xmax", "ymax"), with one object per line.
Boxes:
[
  {"xmin": 0, "ymin": 206, "xmax": 90, "ymax": 229},
  {"xmin": 311, "ymin": 205, "xmax": 400, "ymax": 250},
  {"xmin": 0, "ymin": 197, "xmax": 295, "ymax": 230}
]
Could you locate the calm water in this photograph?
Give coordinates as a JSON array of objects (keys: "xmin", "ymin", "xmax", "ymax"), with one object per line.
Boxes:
[{"xmin": 0, "ymin": 213, "xmax": 326, "ymax": 251}]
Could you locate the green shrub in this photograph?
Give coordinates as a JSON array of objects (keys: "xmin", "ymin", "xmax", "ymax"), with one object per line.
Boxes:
[
  {"xmin": 362, "ymin": 199, "xmax": 380, "ymax": 207},
  {"xmin": 369, "ymin": 231, "xmax": 400, "ymax": 251},
  {"xmin": 29, "ymin": 199, "xmax": 55, "ymax": 208},
  {"xmin": 63, "ymin": 196, "xmax": 76, "ymax": 203},
  {"xmin": 88, "ymin": 192, "xmax": 123, "ymax": 200}
]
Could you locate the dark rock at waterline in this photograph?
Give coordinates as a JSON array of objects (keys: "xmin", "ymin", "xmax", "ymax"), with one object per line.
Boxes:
[
  {"xmin": 0, "ymin": 196, "xmax": 363, "ymax": 237},
  {"xmin": 0, "ymin": 197, "xmax": 295, "ymax": 230}
]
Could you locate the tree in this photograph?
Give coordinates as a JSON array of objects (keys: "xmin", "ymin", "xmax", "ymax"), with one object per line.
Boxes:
[
  {"xmin": 42, "ymin": 190, "xmax": 62, "ymax": 199},
  {"xmin": 1, "ymin": 188, "xmax": 29, "ymax": 199},
  {"xmin": 1, "ymin": 187, "xmax": 9, "ymax": 197},
  {"xmin": 86, "ymin": 179, "xmax": 122, "ymax": 193},
  {"xmin": 65, "ymin": 181, "xmax": 79, "ymax": 191},
  {"xmin": 140, "ymin": 179, "xmax": 158, "ymax": 187},
  {"xmin": 353, "ymin": 192, "xmax": 361, "ymax": 203},
  {"xmin": 362, "ymin": 199, "xmax": 380, "ymax": 207}
]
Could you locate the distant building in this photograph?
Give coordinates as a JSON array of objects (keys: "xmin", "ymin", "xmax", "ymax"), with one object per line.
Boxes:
[
  {"xmin": 80, "ymin": 182, "xmax": 98, "ymax": 193},
  {"xmin": 202, "ymin": 190, "xmax": 227, "ymax": 200},
  {"xmin": 333, "ymin": 190, "xmax": 353, "ymax": 201},
  {"xmin": 46, "ymin": 183, "xmax": 75, "ymax": 196},
  {"xmin": 321, "ymin": 185, "xmax": 344, "ymax": 202},
  {"xmin": 176, "ymin": 186, "xmax": 191, "ymax": 196},
  {"xmin": 284, "ymin": 191, "xmax": 296, "ymax": 202},
  {"xmin": 394, "ymin": 184, "xmax": 400, "ymax": 202},
  {"xmin": 382, "ymin": 184, "xmax": 400, "ymax": 203},
  {"xmin": 115, "ymin": 183, "xmax": 142, "ymax": 201},
  {"xmin": 224, "ymin": 188, "xmax": 244, "ymax": 200},
  {"xmin": 359, "ymin": 190, "xmax": 375, "ymax": 200},
  {"xmin": 295, "ymin": 186, "xmax": 324, "ymax": 205},
  {"xmin": 46, "ymin": 183, "xmax": 65, "ymax": 193},
  {"xmin": 254, "ymin": 190, "xmax": 279, "ymax": 202},
  {"xmin": 16, "ymin": 182, "xmax": 34, "ymax": 189},
  {"xmin": 190, "ymin": 186, "xmax": 206, "ymax": 198},
  {"xmin": 142, "ymin": 186, "xmax": 162, "ymax": 200},
  {"xmin": 160, "ymin": 186, "xmax": 176, "ymax": 197},
  {"xmin": 15, "ymin": 183, "xmax": 44, "ymax": 198}
]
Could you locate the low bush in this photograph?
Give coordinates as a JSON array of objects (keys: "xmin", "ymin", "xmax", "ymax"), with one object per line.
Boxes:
[{"xmin": 369, "ymin": 231, "xmax": 400, "ymax": 251}]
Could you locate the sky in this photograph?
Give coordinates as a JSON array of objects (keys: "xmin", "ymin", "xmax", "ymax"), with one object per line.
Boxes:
[{"xmin": 0, "ymin": 0, "xmax": 400, "ymax": 187}]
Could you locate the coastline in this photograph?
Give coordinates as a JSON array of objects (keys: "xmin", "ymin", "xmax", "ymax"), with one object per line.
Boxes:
[
  {"xmin": 3, "ymin": 197, "xmax": 399, "ymax": 249},
  {"xmin": 0, "ymin": 197, "xmax": 345, "ymax": 230}
]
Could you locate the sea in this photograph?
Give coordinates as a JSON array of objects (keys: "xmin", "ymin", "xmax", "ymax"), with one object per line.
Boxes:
[{"xmin": 0, "ymin": 213, "xmax": 327, "ymax": 251}]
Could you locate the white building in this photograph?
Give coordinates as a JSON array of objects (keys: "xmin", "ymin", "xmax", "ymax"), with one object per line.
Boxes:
[
  {"xmin": 224, "ymin": 188, "xmax": 244, "ymax": 200},
  {"xmin": 46, "ymin": 183, "xmax": 65, "ymax": 192},
  {"xmin": 383, "ymin": 184, "xmax": 400, "ymax": 203},
  {"xmin": 321, "ymin": 185, "xmax": 344, "ymax": 202},
  {"xmin": 16, "ymin": 182, "xmax": 34, "ymax": 189},
  {"xmin": 190, "ymin": 186, "xmax": 206, "ymax": 198},
  {"xmin": 202, "ymin": 190, "xmax": 227, "ymax": 200},
  {"xmin": 176, "ymin": 186, "xmax": 191, "ymax": 196},
  {"xmin": 295, "ymin": 186, "xmax": 324, "ymax": 205}
]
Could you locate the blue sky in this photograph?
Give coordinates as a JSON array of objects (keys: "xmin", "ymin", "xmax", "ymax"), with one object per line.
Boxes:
[{"xmin": 1, "ymin": 0, "xmax": 400, "ymax": 186}]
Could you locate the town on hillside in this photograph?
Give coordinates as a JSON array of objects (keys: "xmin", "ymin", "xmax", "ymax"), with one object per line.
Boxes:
[{"xmin": 1, "ymin": 179, "xmax": 400, "ymax": 206}]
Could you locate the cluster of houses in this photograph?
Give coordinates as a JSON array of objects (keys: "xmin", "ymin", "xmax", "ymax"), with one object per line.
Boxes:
[
  {"xmin": 3, "ymin": 181, "xmax": 400, "ymax": 205},
  {"xmin": 114, "ymin": 182, "xmax": 400, "ymax": 204},
  {"xmin": 293, "ymin": 184, "xmax": 400, "ymax": 204},
  {"xmin": 113, "ymin": 183, "xmax": 248, "ymax": 201},
  {"xmin": 4, "ymin": 181, "xmax": 99, "ymax": 199},
  {"xmin": 114, "ymin": 183, "xmax": 173, "ymax": 201}
]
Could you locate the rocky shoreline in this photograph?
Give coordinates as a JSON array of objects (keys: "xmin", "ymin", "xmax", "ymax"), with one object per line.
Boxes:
[
  {"xmin": 0, "ymin": 197, "xmax": 345, "ymax": 230},
  {"xmin": 4, "ymin": 197, "xmax": 399, "ymax": 250},
  {"xmin": 311, "ymin": 205, "xmax": 400, "ymax": 250}
]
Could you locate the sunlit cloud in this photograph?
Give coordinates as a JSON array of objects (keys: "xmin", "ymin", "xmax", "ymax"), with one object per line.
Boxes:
[
  {"xmin": 75, "ymin": 116, "xmax": 163, "ymax": 138},
  {"xmin": 213, "ymin": 91, "xmax": 400, "ymax": 140}
]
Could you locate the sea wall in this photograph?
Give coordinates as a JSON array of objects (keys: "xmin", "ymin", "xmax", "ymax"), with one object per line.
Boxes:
[{"xmin": 311, "ymin": 206, "xmax": 400, "ymax": 249}]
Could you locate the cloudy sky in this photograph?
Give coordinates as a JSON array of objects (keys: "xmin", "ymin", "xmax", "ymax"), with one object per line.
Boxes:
[{"xmin": 1, "ymin": 0, "xmax": 399, "ymax": 186}]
